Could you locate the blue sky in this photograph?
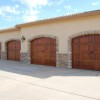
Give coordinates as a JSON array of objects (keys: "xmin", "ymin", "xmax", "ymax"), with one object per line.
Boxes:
[{"xmin": 0, "ymin": 0, "xmax": 100, "ymax": 29}]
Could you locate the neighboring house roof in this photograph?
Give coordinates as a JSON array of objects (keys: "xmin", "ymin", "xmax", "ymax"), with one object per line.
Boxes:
[{"xmin": 0, "ymin": 10, "xmax": 100, "ymax": 33}]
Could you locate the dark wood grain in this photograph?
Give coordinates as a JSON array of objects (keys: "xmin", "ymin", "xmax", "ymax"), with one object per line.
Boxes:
[
  {"xmin": 7, "ymin": 40, "xmax": 21, "ymax": 61},
  {"xmin": 72, "ymin": 34, "xmax": 100, "ymax": 71},
  {"xmin": 31, "ymin": 37, "xmax": 56, "ymax": 66}
]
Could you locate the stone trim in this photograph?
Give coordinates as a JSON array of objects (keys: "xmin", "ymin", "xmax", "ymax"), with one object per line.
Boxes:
[
  {"xmin": 1, "ymin": 52, "xmax": 6, "ymax": 60},
  {"xmin": 58, "ymin": 54, "xmax": 68, "ymax": 68},
  {"xmin": 28, "ymin": 34, "xmax": 59, "ymax": 67},
  {"xmin": 5, "ymin": 39, "xmax": 20, "ymax": 60},
  {"xmin": 20, "ymin": 52, "xmax": 29, "ymax": 63},
  {"xmin": 68, "ymin": 30, "xmax": 100, "ymax": 68}
]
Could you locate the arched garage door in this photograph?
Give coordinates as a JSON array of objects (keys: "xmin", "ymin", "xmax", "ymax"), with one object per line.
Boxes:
[
  {"xmin": 72, "ymin": 34, "xmax": 100, "ymax": 71},
  {"xmin": 7, "ymin": 40, "xmax": 21, "ymax": 61},
  {"xmin": 31, "ymin": 37, "xmax": 56, "ymax": 66}
]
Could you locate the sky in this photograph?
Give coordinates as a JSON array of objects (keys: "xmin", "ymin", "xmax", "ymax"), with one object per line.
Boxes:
[{"xmin": 0, "ymin": 0, "xmax": 100, "ymax": 29}]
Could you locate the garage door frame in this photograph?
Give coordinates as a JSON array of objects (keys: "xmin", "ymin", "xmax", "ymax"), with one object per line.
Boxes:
[
  {"xmin": 28, "ymin": 35, "xmax": 59, "ymax": 67},
  {"xmin": 72, "ymin": 34, "xmax": 100, "ymax": 70},
  {"xmin": 5, "ymin": 39, "xmax": 20, "ymax": 60},
  {"xmin": 67, "ymin": 30, "xmax": 100, "ymax": 69}
]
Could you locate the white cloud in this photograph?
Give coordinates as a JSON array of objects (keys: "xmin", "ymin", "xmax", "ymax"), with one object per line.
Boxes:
[
  {"xmin": 22, "ymin": 9, "xmax": 39, "ymax": 22},
  {"xmin": 23, "ymin": 15, "xmax": 38, "ymax": 22},
  {"xmin": 64, "ymin": 5, "xmax": 72, "ymax": 10},
  {"xmin": 65, "ymin": 9, "xmax": 82, "ymax": 15},
  {"xmin": 92, "ymin": 1, "xmax": 100, "ymax": 5},
  {"xmin": 17, "ymin": 0, "xmax": 48, "ymax": 8},
  {"xmin": 49, "ymin": 0, "xmax": 65, "ymax": 6},
  {"xmin": 66, "ymin": 12, "xmax": 72, "ymax": 15},
  {"xmin": 0, "ymin": 6, "xmax": 20, "ymax": 16},
  {"xmin": 11, "ymin": 0, "xmax": 49, "ymax": 22}
]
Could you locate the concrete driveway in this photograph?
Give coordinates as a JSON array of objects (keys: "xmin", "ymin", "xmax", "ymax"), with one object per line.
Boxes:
[{"xmin": 0, "ymin": 60, "xmax": 100, "ymax": 100}]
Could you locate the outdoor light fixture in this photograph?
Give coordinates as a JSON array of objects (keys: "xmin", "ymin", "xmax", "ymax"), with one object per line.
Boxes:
[{"xmin": 21, "ymin": 36, "xmax": 25, "ymax": 42}]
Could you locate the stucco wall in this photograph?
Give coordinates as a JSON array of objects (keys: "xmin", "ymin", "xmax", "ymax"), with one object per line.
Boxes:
[
  {"xmin": 0, "ymin": 14, "xmax": 100, "ymax": 67},
  {"xmin": 20, "ymin": 15, "xmax": 100, "ymax": 53},
  {"xmin": 0, "ymin": 30, "xmax": 20, "ymax": 52}
]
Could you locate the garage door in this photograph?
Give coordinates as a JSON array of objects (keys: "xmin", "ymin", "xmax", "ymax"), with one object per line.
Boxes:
[
  {"xmin": 7, "ymin": 40, "xmax": 21, "ymax": 61},
  {"xmin": 31, "ymin": 37, "xmax": 56, "ymax": 66},
  {"xmin": 72, "ymin": 34, "xmax": 100, "ymax": 71},
  {"xmin": 0, "ymin": 43, "xmax": 1, "ymax": 59}
]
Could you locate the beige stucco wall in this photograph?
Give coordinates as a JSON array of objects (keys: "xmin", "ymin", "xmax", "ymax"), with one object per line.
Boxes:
[
  {"xmin": 21, "ymin": 15, "xmax": 100, "ymax": 53},
  {"xmin": 0, "ymin": 15, "xmax": 100, "ymax": 54},
  {"xmin": 0, "ymin": 30, "xmax": 20, "ymax": 51}
]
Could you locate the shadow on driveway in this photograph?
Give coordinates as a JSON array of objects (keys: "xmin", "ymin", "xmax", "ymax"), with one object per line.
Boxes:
[{"xmin": 0, "ymin": 60, "xmax": 100, "ymax": 78}]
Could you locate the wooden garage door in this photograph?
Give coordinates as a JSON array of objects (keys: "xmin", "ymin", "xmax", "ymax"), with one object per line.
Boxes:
[
  {"xmin": 72, "ymin": 34, "xmax": 100, "ymax": 71},
  {"xmin": 31, "ymin": 37, "xmax": 56, "ymax": 66},
  {"xmin": 0, "ymin": 43, "xmax": 1, "ymax": 59},
  {"xmin": 7, "ymin": 40, "xmax": 21, "ymax": 61}
]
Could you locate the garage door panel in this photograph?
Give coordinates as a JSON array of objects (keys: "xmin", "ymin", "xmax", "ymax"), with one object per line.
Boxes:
[
  {"xmin": 95, "ymin": 53, "xmax": 100, "ymax": 60},
  {"xmin": 32, "ymin": 58, "xmax": 43, "ymax": 65},
  {"xmin": 73, "ymin": 53, "xmax": 80, "ymax": 60},
  {"xmin": 50, "ymin": 53, "xmax": 56, "ymax": 58},
  {"xmin": 80, "ymin": 36, "xmax": 89, "ymax": 43},
  {"xmin": 72, "ymin": 60, "xmax": 80, "ymax": 68},
  {"xmin": 94, "ymin": 61, "xmax": 100, "ymax": 70},
  {"xmin": 31, "ymin": 58, "xmax": 43, "ymax": 65},
  {"xmin": 72, "ymin": 34, "xmax": 100, "ymax": 71},
  {"xmin": 44, "ymin": 52, "xmax": 56, "ymax": 58},
  {"xmin": 80, "ymin": 44, "xmax": 89, "ymax": 51},
  {"xmin": 44, "ymin": 46, "xmax": 50, "ymax": 51},
  {"xmin": 94, "ymin": 44, "xmax": 100, "ymax": 51},
  {"xmin": 73, "ymin": 37, "xmax": 79, "ymax": 44},
  {"xmin": 31, "ymin": 38, "xmax": 56, "ymax": 66},
  {"xmin": 32, "ymin": 52, "xmax": 42, "ymax": 57},
  {"xmin": 72, "ymin": 42, "xmax": 80, "ymax": 51},
  {"xmin": 94, "ymin": 35, "xmax": 100, "ymax": 43},
  {"xmin": 7, "ymin": 51, "xmax": 15, "ymax": 60},
  {"xmin": 37, "ymin": 44, "xmax": 44, "ymax": 50},
  {"xmin": 73, "ymin": 53, "xmax": 91, "ymax": 60},
  {"xmin": 47, "ymin": 46, "xmax": 56, "ymax": 52},
  {"xmin": 80, "ymin": 53, "xmax": 90, "ymax": 60},
  {"xmin": 15, "ymin": 44, "xmax": 20, "ymax": 51},
  {"xmin": 7, "ymin": 41, "xmax": 20, "ymax": 61},
  {"xmin": 15, "ymin": 52, "xmax": 20, "ymax": 61},
  {"xmin": 44, "ymin": 59, "xmax": 56, "ymax": 66},
  {"xmin": 80, "ymin": 61, "xmax": 93, "ymax": 70}
]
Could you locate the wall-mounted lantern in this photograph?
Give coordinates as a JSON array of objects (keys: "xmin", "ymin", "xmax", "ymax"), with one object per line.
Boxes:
[{"xmin": 21, "ymin": 36, "xmax": 25, "ymax": 43}]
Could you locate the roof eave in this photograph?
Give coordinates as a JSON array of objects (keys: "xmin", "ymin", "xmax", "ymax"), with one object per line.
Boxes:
[{"xmin": 16, "ymin": 10, "xmax": 100, "ymax": 27}]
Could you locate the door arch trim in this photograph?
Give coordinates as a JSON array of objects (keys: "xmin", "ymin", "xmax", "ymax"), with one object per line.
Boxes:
[
  {"xmin": 5, "ymin": 39, "xmax": 20, "ymax": 60},
  {"xmin": 28, "ymin": 35, "xmax": 59, "ymax": 67}
]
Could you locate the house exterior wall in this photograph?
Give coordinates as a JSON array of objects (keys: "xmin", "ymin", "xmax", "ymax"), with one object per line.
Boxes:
[
  {"xmin": 0, "ymin": 13, "xmax": 100, "ymax": 68},
  {"xmin": 0, "ymin": 31, "xmax": 20, "ymax": 59},
  {"xmin": 21, "ymin": 16, "xmax": 100, "ymax": 53},
  {"xmin": 20, "ymin": 15, "xmax": 100, "ymax": 67}
]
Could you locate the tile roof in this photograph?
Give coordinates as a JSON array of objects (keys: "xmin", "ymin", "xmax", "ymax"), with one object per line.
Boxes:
[{"xmin": 0, "ymin": 10, "xmax": 100, "ymax": 33}]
